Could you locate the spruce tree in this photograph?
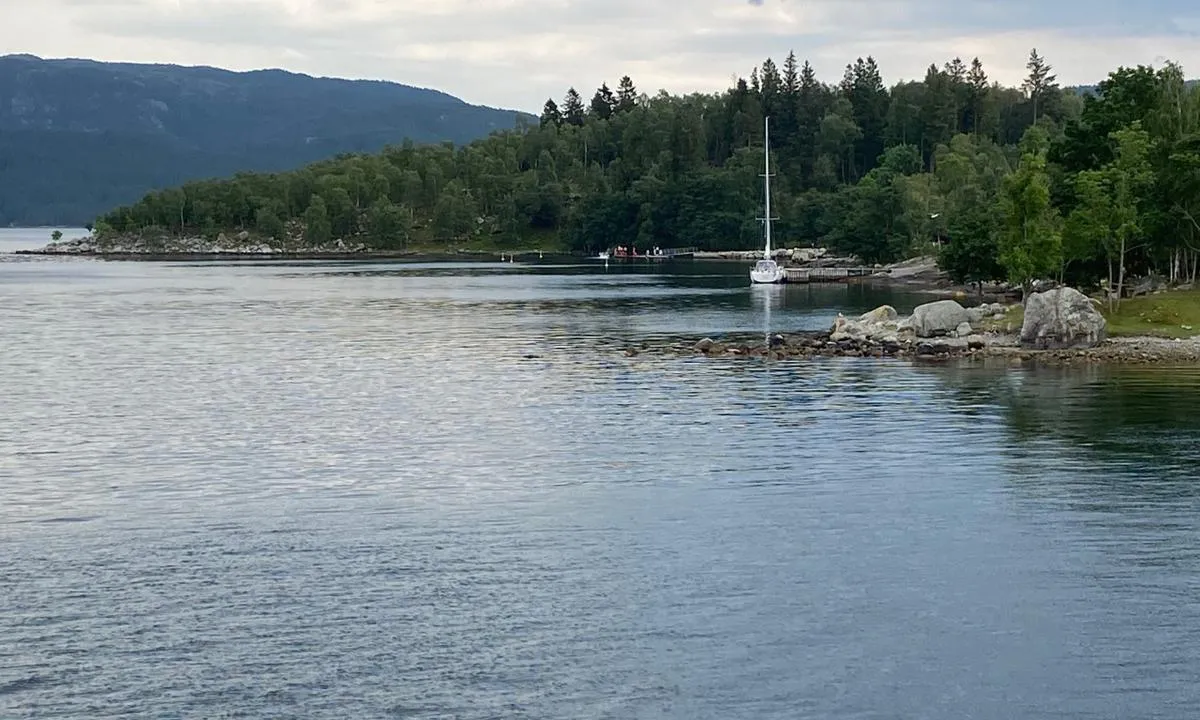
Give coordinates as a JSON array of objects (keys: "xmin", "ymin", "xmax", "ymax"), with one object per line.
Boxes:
[
  {"xmin": 540, "ymin": 98, "xmax": 562, "ymax": 127},
  {"xmin": 616, "ymin": 76, "xmax": 638, "ymax": 112},
  {"xmin": 1021, "ymin": 49, "xmax": 1058, "ymax": 124},
  {"xmin": 590, "ymin": 83, "xmax": 616, "ymax": 119},
  {"xmin": 562, "ymin": 87, "xmax": 585, "ymax": 126},
  {"xmin": 966, "ymin": 57, "xmax": 989, "ymax": 135}
]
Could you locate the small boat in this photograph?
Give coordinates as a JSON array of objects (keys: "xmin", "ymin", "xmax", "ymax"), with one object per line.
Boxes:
[
  {"xmin": 596, "ymin": 250, "xmax": 610, "ymax": 260},
  {"xmin": 750, "ymin": 117, "xmax": 786, "ymax": 285}
]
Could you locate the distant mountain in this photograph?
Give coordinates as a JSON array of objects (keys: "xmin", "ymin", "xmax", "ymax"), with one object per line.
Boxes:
[{"xmin": 0, "ymin": 55, "xmax": 533, "ymax": 226}]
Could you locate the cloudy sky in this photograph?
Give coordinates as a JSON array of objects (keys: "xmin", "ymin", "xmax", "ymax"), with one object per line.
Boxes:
[{"xmin": 4, "ymin": 0, "xmax": 1200, "ymax": 111}]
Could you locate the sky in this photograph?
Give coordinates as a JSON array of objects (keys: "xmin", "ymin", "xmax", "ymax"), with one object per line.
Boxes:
[{"xmin": 3, "ymin": 0, "xmax": 1200, "ymax": 112}]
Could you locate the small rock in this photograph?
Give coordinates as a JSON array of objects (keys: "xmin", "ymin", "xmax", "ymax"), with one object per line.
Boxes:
[
  {"xmin": 694, "ymin": 338, "xmax": 716, "ymax": 352},
  {"xmin": 955, "ymin": 321, "xmax": 973, "ymax": 338}
]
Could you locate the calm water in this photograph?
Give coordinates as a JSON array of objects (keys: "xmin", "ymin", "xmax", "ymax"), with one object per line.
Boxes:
[
  {"xmin": 2, "ymin": 251, "xmax": 1199, "ymax": 719},
  {"xmin": 0, "ymin": 228, "xmax": 87, "ymax": 253}
]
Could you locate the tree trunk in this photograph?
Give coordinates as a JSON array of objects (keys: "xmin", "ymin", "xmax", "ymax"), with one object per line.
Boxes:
[
  {"xmin": 1115, "ymin": 237, "xmax": 1127, "ymax": 312},
  {"xmin": 1107, "ymin": 255, "xmax": 1115, "ymax": 313}
]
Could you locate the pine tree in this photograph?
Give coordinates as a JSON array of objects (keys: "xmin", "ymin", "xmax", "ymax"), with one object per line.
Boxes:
[
  {"xmin": 841, "ymin": 57, "xmax": 888, "ymax": 181},
  {"xmin": 965, "ymin": 57, "xmax": 989, "ymax": 135},
  {"xmin": 590, "ymin": 83, "xmax": 616, "ymax": 119},
  {"xmin": 944, "ymin": 57, "xmax": 967, "ymax": 83},
  {"xmin": 797, "ymin": 60, "xmax": 824, "ymax": 184},
  {"xmin": 779, "ymin": 51, "xmax": 801, "ymax": 143},
  {"xmin": 783, "ymin": 52, "xmax": 800, "ymax": 96},
  {"xmin": 540, "ymin": 98, "xmax": 562, "ymax": 127},
  {"xmin": 760, "ymin": 58, "xmax": 783, "ymax": 120},
  {"xmin": 921, "ymin": 64, "xmax": 958, "ymax": 166},
  {"xmin": 562, "ymin": 87, "xmax": 585, "ymax": 126},
  {"xmin": 616, "ymin": 76, "xmax": 638, "ymax": 113},
  {"xmin": 1021, "ymin": 49, "xmax": 1058, "ymax": 124}
]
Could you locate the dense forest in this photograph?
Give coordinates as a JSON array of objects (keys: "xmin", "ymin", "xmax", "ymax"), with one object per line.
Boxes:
[
  {"xmin": 98, "ymin": 50, "xmax": 1200, "ymax": 294},
  {"xmin": 0, "ymin": 55, "xmax": 529, "ymax": 225}
]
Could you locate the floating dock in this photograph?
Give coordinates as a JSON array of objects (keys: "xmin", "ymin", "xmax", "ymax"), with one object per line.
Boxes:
[{"xmin": 782, "ymin": 266, "xmax": 877, "ymax": 283}]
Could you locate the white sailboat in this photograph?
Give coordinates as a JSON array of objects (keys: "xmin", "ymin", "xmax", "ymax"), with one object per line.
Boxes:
[{"xmin": 750, "ymin": 117, "xmax": 786, "ymax": 284}]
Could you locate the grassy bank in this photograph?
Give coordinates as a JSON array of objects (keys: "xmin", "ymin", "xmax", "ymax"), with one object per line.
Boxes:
[
  {"xmin": 1104, "ymin": 290, "xmax": 1200, "ymax": 338},
  {"xmin": 970, "ymin": 290, "xmax": 1200, "ymax": 340}
]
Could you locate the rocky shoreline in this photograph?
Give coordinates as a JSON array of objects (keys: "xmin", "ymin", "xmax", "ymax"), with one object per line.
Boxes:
[
  {"xmin": 14, "ymin": 231, "xmax": 547, "ymax": 260},
  {"xmin": 633, "ymin": 331, "xmax": 1200, "ymax": 365},
  {"xmin": 629, "ymin": 290, "xmax": 1200, "ymax": 366}
]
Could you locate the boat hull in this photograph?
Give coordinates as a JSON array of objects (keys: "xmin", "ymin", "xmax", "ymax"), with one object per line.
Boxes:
[{"xmin": 750, "ymin": 260, "xmax": 786, "ymax": 284}]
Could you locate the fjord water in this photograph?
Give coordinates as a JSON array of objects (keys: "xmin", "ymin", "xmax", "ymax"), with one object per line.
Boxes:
[{"xmin": 2, "ymin": 250, "xmax": 1199, "ymax": 719}]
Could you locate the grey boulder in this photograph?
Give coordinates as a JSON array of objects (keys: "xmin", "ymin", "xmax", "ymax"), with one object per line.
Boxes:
[
  {"xmin": 1019, "ymin": 287, "xmax": 1107, "ymax": 349},
  {"xmin": 911, "ymin": 300, "xmax": 969, "ymax": 337}
]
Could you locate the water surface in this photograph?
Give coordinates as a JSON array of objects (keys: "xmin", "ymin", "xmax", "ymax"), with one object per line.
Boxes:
[
  {"xmin": 0, "ymin": 227, "xmax": 86, "ymax": 253},
  {"xmin": 2, "ymin": 255, "xmax": 1198, "ymax": 719}
]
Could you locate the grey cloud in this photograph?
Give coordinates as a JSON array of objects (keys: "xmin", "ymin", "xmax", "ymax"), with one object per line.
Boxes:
[{"xmin": 6, "ymin": 0, "xmax": 1200, "ymax": 112}]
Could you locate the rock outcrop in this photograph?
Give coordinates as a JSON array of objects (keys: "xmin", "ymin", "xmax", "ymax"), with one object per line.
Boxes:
[
  {"xmin": 830, "ymin": 306, "xmax": 904, "ymax": 344},
  {"xmin": 1020, "ymin": 287, "xmax": 1107, "ymax": 349}
]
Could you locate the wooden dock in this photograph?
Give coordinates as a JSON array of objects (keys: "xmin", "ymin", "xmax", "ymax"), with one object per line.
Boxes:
[{"xmin": 783, "ymin": 266, "xmax": 877, "ymax": 283}]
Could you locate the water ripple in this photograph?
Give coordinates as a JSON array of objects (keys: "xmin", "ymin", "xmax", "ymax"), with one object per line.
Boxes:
[{"xmin": 2, "ymin": 256, "xmax": 1199, "ymax": 718}]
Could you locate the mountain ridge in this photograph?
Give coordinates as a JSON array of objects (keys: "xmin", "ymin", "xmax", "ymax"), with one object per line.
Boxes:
[{"xmin": 0, "ymin": 55, "xmax": 533, "ymax": 225}]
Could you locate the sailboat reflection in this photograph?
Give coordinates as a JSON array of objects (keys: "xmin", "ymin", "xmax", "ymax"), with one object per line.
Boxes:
[{"xmin": 750, "ymin": 283, "xmax": 786, "ymax": 351}]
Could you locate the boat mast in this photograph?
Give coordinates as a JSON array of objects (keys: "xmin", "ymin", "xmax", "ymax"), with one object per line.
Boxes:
[{"xmin": 760, "ymin": 116, "xmax": 777, "ymax": 260}]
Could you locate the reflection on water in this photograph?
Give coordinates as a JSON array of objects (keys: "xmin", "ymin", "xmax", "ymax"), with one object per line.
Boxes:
[{"xmin": 2, "ymin": 257, "xmax": 1198, "ymax": 719}]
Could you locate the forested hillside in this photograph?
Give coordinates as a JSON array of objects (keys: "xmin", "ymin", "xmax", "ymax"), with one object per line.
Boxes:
[
  {"xmin": 98, "ymin": 51, "xmax": 1200, "ymax": 294},
  {"xmin": 0, "ymin": 55, "xmax": 530, "ymax": 225}
]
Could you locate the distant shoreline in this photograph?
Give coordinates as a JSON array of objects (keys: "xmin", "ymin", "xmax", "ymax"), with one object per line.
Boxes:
[{"xmin": 11, "ymin": 249, "xmax": 557, "ymax": 262}]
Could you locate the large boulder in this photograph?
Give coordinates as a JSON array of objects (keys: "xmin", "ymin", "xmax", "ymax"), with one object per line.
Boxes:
[
  {"xmin": 911, "ymin": 300, "xmax": 969, "ymax": 338},
  {"xmin": 1019, "ymin": 287, "xmax": 1107, "ymax": 349}
]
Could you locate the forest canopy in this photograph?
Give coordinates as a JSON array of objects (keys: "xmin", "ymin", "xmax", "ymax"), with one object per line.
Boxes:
[{"xmin": 97, "ymin": 50, "xmax": 1200, "ymax": 292}]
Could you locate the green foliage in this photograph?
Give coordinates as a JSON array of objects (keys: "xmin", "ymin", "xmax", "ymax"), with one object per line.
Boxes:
[
  {"xmin": 254, "ymin": 208, "xmax": 285, "ymax": 240},
  {"xmin": 302, "ymin": 195, "xmax": 332, "ymax": 246},
  {"xmin": 51, "ymin": 230, "xmax": 63, "ymax": 242},
  {"xmin": 365, "ymin": 199, "xmax": 412, "ymax": 248},
  {"xmin": 998, "ymin": 142, "xmax": 1062, "ymax": 293}
]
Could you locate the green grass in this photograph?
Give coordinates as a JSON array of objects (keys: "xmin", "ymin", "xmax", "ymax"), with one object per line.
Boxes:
[
  {"xmin": 975, "ymin": 304, "xmax": 1025, "ymax": 334},
  {"xmin": 1103, "ymin": 290, "xmax": 1200, "ymax": 338}
]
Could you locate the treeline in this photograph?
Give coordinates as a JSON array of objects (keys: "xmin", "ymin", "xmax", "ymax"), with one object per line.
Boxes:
[{"xmin": 97, "ymin": 51, "xmax": 1200, "ymax": 294}]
